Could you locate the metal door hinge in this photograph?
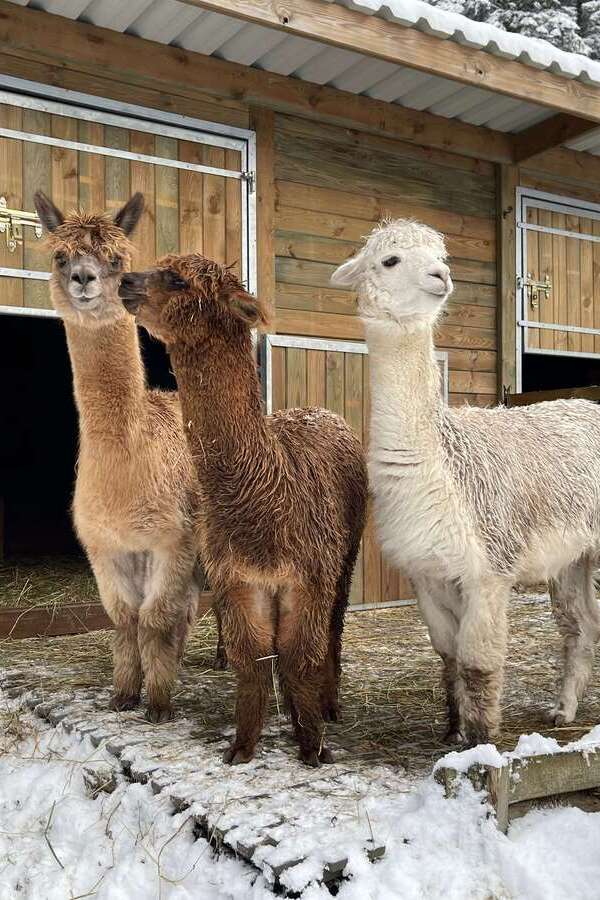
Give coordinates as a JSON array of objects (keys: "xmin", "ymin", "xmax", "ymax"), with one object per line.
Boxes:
[
  {"xmin": 0, "ymin": 197, "xmax": 43, "ymax": 252},
  {"xmin": 517, "ymin": 272, "xmax": 552, "ymax": 310},
  {"xmin": 241, "ymin": 170, "xmax": 255, "ymax": 193}
]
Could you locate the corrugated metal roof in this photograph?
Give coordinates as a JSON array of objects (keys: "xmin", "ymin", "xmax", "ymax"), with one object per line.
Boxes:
[
  {"xmin": 333, "ymin": 0, "xmax": 600, "ymax": 86},
  {"xmin": 9, "ymin": 0, "xmax": 561, "ymax": 136},
  {"xmin": 3, "ymin": 0, "xmax": 579, "ymax": 140}
]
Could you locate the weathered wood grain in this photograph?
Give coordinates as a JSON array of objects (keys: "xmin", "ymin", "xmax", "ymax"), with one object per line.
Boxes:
[
  {"xmin": 497, "ymin": 164, "xmax": 517, "ymax": 399},
  {"xmin": 275, "ymin": 133, "xmax": 495, "ymax": 219},
  {"xmin": 22, "ymin": 108, "xmax": 52, "ymax": 309},
  {"xmin": 0, "ymin": 103, "xmax": 24, "ymax": 307},
  {"xmin": 276, "ymin": 180, "xmax": 496, "ymax": 242}
]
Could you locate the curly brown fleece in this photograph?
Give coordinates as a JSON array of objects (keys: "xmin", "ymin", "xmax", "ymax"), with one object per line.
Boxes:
[{"xmin": 122, "ymin": 254, "xmax": 369, "ymax": 766}]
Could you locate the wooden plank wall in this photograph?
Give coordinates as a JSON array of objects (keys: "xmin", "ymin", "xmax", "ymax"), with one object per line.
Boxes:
[{"xmin": 272, "ymin": 114, "xmax": 498, "ymax": 408}]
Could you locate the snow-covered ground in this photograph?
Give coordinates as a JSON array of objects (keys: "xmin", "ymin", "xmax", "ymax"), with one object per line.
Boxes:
[{"xmin": 2, "ymin": 700, "xmax": 600, "ymax": 900}]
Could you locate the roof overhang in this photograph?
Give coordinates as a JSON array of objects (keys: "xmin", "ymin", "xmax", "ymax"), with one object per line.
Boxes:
[{"xmin": 4, "ymin": 0, "xmax": 600, "ymax": 163}]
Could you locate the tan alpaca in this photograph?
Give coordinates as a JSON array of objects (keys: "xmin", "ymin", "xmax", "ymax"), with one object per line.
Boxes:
[
  {"xmin": 119, "ymin": 256, "xmax": 368, "ymax": 766},
  {"xmin": 34, "ymin": 192, "xmax": 224, "ymax": 723}
]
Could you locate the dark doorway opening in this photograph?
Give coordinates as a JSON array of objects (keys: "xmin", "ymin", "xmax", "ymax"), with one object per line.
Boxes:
[
  {"xmin": 0, "ymin": 313, "xmax": 176, "ymax": 560},
  {"xmin": 522, "ymin": 352, "xmax": 600, "ymax": 394}
]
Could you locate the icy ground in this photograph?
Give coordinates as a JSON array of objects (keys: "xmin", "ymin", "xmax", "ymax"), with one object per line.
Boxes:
[{"xmin": 2, "ymin": 700, "xmax": 600, "ymax": 899}]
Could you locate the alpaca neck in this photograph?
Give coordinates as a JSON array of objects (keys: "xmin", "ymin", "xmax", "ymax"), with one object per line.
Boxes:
[
  {"xmin": 364, "ymin": 318, "xmax": 443, "ymax": 456},
  {"xmin": 64, "ymin": 316, "xmax": 146, "ymax": 447},
  {"xmin": 169, "ymin": 328, "xmax": 269, "ymax": 484}
]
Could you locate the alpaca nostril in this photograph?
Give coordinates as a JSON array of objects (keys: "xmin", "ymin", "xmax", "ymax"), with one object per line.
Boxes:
[
  {"xmin": 427, "ymin": 265, "xmax": 449, "ymax": 287},
  {"xmin": 71, "ymin": 270, "xmax": 96, "ymax": 286}
]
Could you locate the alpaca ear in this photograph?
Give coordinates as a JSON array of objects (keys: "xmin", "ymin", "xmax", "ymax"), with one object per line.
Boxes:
[
  {"xmin": 229, "ymin": 289, "xmax": 270, "ymax": 328},
  {"xmin": 33, "ymin": 191, "xmax": 65, "ymax": 233},
  {"xmin": 114, "ymin": 192, "xmax": 145, "ymax": 236},
  {"xmin": 330, "ymin": 251, "xmax": 365, "ymax": 288}
]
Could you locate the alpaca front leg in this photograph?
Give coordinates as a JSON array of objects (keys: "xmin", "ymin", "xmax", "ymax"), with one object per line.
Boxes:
[
  {"xmin": 550, "ymin": 558, "xmax": 600, "ymax": 725},
  {"xmin": 413, "ymin": 577, "xmax": 461, "ymax": 742},
  {"xmin": 90, "ymin": 553, "xmax": 142, "ymax": 711},
  {"xmin": 220, "ymin": 584, "xmax": 275, "ymax": 764},
  {"xmin": 139, "ymin": 545, "xmax": 196, "ymax": 723},
  {"xmin": 277, "ymin": 584, "xmax": 333, "ymax": 766},
  {"xmin": 456, "ymin": 577, "xmax": 508, "ymax": 746}
]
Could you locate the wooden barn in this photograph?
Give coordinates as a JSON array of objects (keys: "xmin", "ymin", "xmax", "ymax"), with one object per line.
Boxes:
[{"xmin": 3, "ymin": 0, "xmax": 600, "ymax": 610}]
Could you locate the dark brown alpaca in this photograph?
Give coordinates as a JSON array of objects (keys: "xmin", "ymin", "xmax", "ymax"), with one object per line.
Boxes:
[{"xmin": 119, "ymin": 256, "xmax": 368, "ymax": 766}]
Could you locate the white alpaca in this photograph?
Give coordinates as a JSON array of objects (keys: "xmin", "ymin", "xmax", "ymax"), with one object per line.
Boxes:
[{"xmin": 332, "ymin": 219, "xmax": 600, "ymax": 745}]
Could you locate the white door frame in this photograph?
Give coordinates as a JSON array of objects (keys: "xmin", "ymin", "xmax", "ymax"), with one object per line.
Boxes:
[
  {"xmin": 0, "ymin": 74, "xmax": 257, "ymax": 317},
  {"xmin": 262, "ymin": 333, "xmax": 449, "ymax": 413},
  {"xmin": 516, "ymin": 186, "xmax": 600, "ymax": 392}
]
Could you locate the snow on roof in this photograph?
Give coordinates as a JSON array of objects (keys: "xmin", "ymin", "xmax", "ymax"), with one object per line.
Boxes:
[{"xmin": 331, "ymin": 0, "xmax": 600, "ymax": 86}]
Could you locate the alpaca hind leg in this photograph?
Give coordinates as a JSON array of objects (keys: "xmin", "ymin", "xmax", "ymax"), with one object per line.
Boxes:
[
  {"xmin": 90, "ymin": 553, "xmax": 143, "ymax": 710},
  {"xmin": 322, "ymin": 538, "xmax": 362, "ymax": 722},
  {"xmin": 414, "ymin": 576, "xmax": 461, "ymax": 743},
  {"xmin": 212, "ymin": 599, "xmax": 228, "ymax": 671},
  {"xmin": 550, "ymin": 557, "xmax": 600, "ymax": 725},
  {"xmin": 138, "ymin": 544, "xmax": 196, "ymax": 723},
  {"xmin": 220, "ymin": 584, "xmax": 275, "ymax": 764},
  {"xmin": 321, "ymin": 636, "xmax": 340, "ymax": 723},
  {"xmin": 277, "ymin": 584, "xmax": 332, "ymax": 766},
  {"xmin": 455, "ymin": 576, "xmax": 508, "ymax": 746}
]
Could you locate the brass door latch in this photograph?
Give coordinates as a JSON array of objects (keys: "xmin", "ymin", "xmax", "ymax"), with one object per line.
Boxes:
[
  {"xmin": 517, "ymin": 273, "xmax": 552, "ymax": 310},
  {"xmin": 0, "ymin": 196, "xmax": 43, "ymax": 252}
]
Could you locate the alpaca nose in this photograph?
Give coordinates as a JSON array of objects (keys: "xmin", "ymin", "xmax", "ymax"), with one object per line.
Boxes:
[
  {"xmin": 71, "ymin": 269, "xmax": 96, "ymax": 287},
  {"xmin": 426, "ymin": 262, "xmax": 450, "ymax": 288}
]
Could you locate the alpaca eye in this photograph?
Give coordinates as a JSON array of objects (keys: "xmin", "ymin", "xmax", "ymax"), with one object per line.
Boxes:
[
  {"xmin": 382, "ymin": 255, "xmax": 400, "ymax": 268},
  {"xmin": 54, "ymin": 252, "xmax": 68, "ymax": 268},
  {"xmin": 109, "ymin": 256, "xmax": 122, "ymax": 271}
]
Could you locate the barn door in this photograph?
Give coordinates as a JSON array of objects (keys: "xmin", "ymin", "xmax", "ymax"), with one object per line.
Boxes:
[
  {"xmin": 0, "ymin": 91, "xmax": 255, "ymax": 314},
  {"xmin": 263, "ymin": 334, "xmax": 448, "ymax": 607},
  {"xmin": 517, "ymin": 189, "xmax": 600, "ymax": 389}
]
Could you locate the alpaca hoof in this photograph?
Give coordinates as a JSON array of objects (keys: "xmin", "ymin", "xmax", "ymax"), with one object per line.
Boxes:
[
  {"xmin": 110, "ymin": 693, "xmax": 140, "ymax": 712},
  {"xmin": 299, "ymin": 750, "xmax": 321, "ymax": 768},
  {"xmin": 223, "ymin": 745, "xmax": 254, "ymax": 765},
  {"xmin": 145, "ymin": 705, "xmax": 173, "ymax": 724},
  {"xmin": 319, "ymin": 746, "xmax": 335, "ymax": 764},
  {"xmin": 299, "ymin": 746, "xmax": 333, "ymax": 767},
  {"xmin": 322, "ymin": 702, "xmax": 341, "ymax": 723},
  {"xmin": 213, "ymin": 652, "xmax": 228, "ymax": 671},
  {"xmin": 443, "ymin": 728, "xmax": 466, "ymax": 746},
  {"xmin": 463, "ymin": 722, "xmax": 493, "ymax": 748},
  {"xmin": 548, "ymin": 701, "xmax": 576, "ymax": 726}
]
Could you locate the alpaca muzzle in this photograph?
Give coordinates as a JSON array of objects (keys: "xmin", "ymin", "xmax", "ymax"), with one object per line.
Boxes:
[{"xmin": 119, "ymin": 272, "xmax": 148, "ymax": 313}]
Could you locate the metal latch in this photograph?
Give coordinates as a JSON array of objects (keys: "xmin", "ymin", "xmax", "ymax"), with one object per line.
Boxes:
[
  {"xmin": 517, "ymin": 272, "xmax": 552, "ymax": 310},
  {"xmin": 0, "ymin": 196, "xmax": 43, "ymax": 252},
  {"xmin": 241, "ymin": 170, "xmax": 255, "ymax": 193}
]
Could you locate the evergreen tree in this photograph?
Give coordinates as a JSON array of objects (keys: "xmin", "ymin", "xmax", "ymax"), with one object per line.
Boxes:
[
  {"xmin": 490, "ymin": 0, "xmax": 588, "ymax": 54},
  {"xmin": 581, "ymin": 0, "xmax": 600, "ymax": 57},
  {"xmin": 429, "ymin": 0, "xmax": 593, "ymax": 57}
]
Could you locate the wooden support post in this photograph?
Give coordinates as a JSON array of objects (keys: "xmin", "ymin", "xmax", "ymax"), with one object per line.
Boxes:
[
  {"xmin": 250, "ymin": 107, "xmax": 275, "ymax": 312},
  {"xmin": 497, "ymin": 164, "xmax": 519, "ymax": 401},
  {"xmin": 435, "ymin": 762, "xmax": 510, "ymax": 832}
]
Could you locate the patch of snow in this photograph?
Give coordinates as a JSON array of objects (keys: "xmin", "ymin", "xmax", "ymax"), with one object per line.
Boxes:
[
  {"xmin": 2, "ymin": 695, "xmax": 600, "ymax": 899},
  {"xmin": 434, "ymin": 742, "xmax": 506, "ymax": 772},
  {"xmin": 334, "ymin": 0, "xmax": 600, "ymax": 82},
  {"xmin": 508, "ymin": 732, "xmax": 562, "ymax": 758}
]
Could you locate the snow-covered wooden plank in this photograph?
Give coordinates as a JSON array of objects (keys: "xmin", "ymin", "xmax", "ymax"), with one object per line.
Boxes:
[
  {"xmin": 436, "ymin": 740, "xmax": 600, "ymax": 833},
  {"xmin": 510, "ymin": 748, "xmax": 600, "ymax": 803}
]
